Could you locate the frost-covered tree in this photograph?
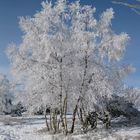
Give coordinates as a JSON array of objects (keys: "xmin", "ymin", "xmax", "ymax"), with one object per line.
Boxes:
[
  {"xmin": 7, "ymin": 0, "xmax": 133, "ymax": 133},
  {"xmin": 123, "ymin": 87, "xmax": 140, "ymax": 109},
  {"xmin": 0, "ymin": 73, "xmax": 13, "ymax": 114}
]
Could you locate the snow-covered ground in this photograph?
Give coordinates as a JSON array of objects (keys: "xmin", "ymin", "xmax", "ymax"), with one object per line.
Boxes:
[{"xmin": 0, "ymin": 115, "xmax": 140, "ymax": 140}]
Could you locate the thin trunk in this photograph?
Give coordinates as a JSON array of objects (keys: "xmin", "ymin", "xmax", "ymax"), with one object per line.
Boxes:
[
  {"xmin": 52, "ymin": 110, "xmax": 57, "ymax": 133},
  {"xmin": 50, "ymin": 109, "xmax": 53, "ymax": 130},
  {"xmin": 59, "ymin": 58, "xmax": 65, "ymax": 131},
  {"xmin": 79, "ymin": 108, "xmax": 84, "ymax": 124},
  {"xmin": 57, "ymin": 118, "xmax": 60, "ymax": 131},
  {"xmin": 63, "ymin": 96, "xmax": 68, "ymax": 135},
  {"xmin": 60, "ymin": 98, "xmax": 65, "ymax": 130},
  {"xmin": 55, "ymin": 110, "xmax": 58, "ymax": 132},
  {"xmin": 77, "ymin": 109, "xmax": 81, "ymax": 120},
  {"xmin": 45, "ymin": 112, "xmax": 50, "ymax": 131},
  {"xmin": 70, "ymin": 98, "xmax": 80, "ymax": 133}
]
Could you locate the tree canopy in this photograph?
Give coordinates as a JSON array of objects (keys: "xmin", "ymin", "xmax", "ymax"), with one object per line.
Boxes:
[{"xmin": 7, "ymin": 0, "xmax": 134, "ymax": 133}]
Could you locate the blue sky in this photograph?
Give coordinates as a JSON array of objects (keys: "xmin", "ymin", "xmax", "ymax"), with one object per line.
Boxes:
[{"xmin": 0, "ymin": 0, "xmax": 140, "ymax": 87}]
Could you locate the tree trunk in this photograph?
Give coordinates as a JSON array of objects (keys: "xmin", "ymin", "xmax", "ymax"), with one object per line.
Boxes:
[
  {"xmin": 45, "ymin": 112, "xmax": 50, "ymax": 131},
  {"xmin": 70, "ymin": 98, "xmax": 80, "ymax": 133},
  {"xmin": 52, "ymin": 110, "xmax": 57, "ymax": 133},
  {"xmin": 57, "ymin": 118, "xmax": 60, "ymax": 131},
  {"xmin": 63, "ymin": 96, "xmax": 68, "ymax": 135},
  {"xmin": 60, "ymin": 97, "xmax": 65, "ymax": 130},
  {"xmin": 59, "ymin": 57, "xmax": 65, "ymax": 132},
  {"xmin": 50, "ymin": 109, "xmax": 53, "ymax": 131}
]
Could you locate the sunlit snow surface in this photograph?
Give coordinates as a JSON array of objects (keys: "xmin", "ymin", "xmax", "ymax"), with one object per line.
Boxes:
[{"xmin": 0, "ymin": 115, "xmax": 140, "ymax": 140}]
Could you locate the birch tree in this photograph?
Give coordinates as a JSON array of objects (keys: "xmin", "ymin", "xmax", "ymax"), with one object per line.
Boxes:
[
  {"xmin": 123, "ymin": 87, "xmax": 140, "ymax": 109},
  {"xmin": 7, "ymin": 0, "xmax": 133, "ymax": 133}
]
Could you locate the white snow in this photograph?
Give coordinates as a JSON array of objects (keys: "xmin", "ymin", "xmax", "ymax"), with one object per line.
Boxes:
[
  {"xmin": 0, "ymin": 115, "xmax": 51, "ymax": 140},
  {"xmin": 0, "ymin": 115, "xmax": 140, "ymax": 140}
]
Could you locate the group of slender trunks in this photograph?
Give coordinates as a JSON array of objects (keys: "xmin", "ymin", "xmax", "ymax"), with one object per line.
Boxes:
[
  {"xmin": 44, "ymin": 97, "xmax": 111, "ymax": 135},
  {"xmin": 44, "ymin": 54, "xmax": 111, "ymax": 135}
]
